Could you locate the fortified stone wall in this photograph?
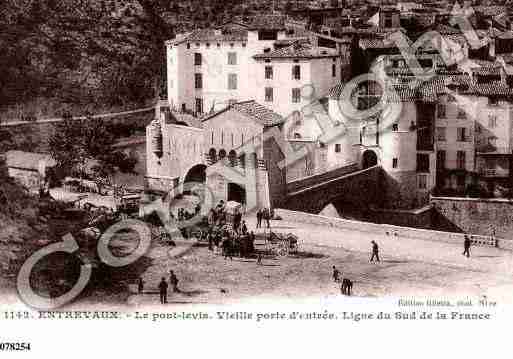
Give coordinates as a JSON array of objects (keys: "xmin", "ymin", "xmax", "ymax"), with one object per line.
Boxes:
[
  {"xmin": 274, "ymin": 208, "xmax": 513, "ymax": 250},
  {"xmin": 431, "ymin": 196, "xmax": 513, "ymax": 238}
]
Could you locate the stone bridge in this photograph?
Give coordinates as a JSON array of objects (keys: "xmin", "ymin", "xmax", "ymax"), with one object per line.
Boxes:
[{"xmin": 283, "ymin": 165, "xmax": 383, "ymax": 214}]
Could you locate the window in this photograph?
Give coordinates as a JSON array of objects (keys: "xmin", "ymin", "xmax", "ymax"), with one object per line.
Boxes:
[
  {"xmin": 206, "ymin": 43, "xmax": 210, "ymax": 48},
  {"xmin": 292, "ymin": 65, "xmax": 301, "ymax": 80},
  {"xmin": 194, "ymin": 53, "xmax": 202, "ymax": 66},
  {"xmin": 228, "ymin": 73, "xmax": 237, "ymax": 90},
  {"xmin": 265, "ymin": 87, "xmax": 273, "ymax": 102},
  {"xmin": 417, "ymin": 153, "xmax": 430, "ymax": 173},
  {"xmin": 195, "ymin": 73, "xmax": 203, "ymax": 89},
  {"xmin": 392, "ymin": 123, "xmax": 399, "ymax": 131},
  {"xmin": 335, "ymin": 144, "xmax": 341, "ymax": 153},
  {"xmin": 436, "ymin": 150, "xmax": 446, "ymax": 170},
  {"xmin": 265, "ymin": 66, "xmax": 273, "ymax": 79},
  {"xmin": 187, "ymin": 43, "xmax": 190, "ymax": 49},
  {"xmin": 392, "ymin": 158, "xmax": 398, "ymax": 168},
  {"xmin": 332, "ymin": 64, "xmax": 336, "ymax": 77},
  {"xmin": 488, "ymin": 115, "xmax": 497, "ymax": 128},
  {"xmin": 292, "ymin": 88, "xmax": 301, "ymax": 103},
  {"xmin": 418, "ymin": 174, "xmax": 427, "ymax": 189},
  {"xmin": 195, "ymin": 98, "xmax": 203, "ymax": 114},
  {"xmin": 457, "ymin": 127, "xmax": 467, "ymax": 142},
  {"xmin": 457, "ymin": 150, "xmax": 466, "ymax": 169},
  {"xmin": 437, "ymin": 104, "xmax": 446, "ymax": 118},
  {"xmin": 436, "ymin": 127, "xmax": 446, "ymax": 141},
  {"xmin": 457, "ymin": 108, "xmax": 466, "ymax": 119},
  {"xmin": 228, "ymin": 52, "xmax": 237, "ymax": 65}
]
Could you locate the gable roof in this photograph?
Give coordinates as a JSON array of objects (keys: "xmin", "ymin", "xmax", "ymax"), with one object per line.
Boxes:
[{"xmin": 202, "ymin": 101, "xmax": 284, "ymax": 127}]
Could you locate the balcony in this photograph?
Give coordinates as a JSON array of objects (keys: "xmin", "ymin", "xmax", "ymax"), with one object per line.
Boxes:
[{"xmin": 479, "ymin": 168, "xmax": 509, "ymax": 177}]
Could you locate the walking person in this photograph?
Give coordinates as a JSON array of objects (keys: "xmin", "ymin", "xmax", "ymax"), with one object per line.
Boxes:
[
  {"xmin": 257, "ymin": 252, "xmax": 263, "ymax": 265},
  {"xmin": 463, "ymin": 235, "xmax": 471, "ymax": 258},
  {"xmin": 370, "ymin": 240, "xmax": 380, "ymax": 262},
  {"xmin": 332, "ymin": 266, "xmax": 340, "ymax": 283},
  {"xmin": 256, "ymin": 209, "xmax": 262, "ymax": 229},
  {"xmin": 264, "ymin": 208, "xmax": 270, "ymax": 228},
  {"xmin": 169, "ymin": 270, "xmax": 179, "ymax": 293},
  {"xmin": 241, "ymin": 220, "xmax": 248, "ymax": 235},
  {"xmin": 158, "ymin": 277, "xmax": 168, "ymax": 304}
]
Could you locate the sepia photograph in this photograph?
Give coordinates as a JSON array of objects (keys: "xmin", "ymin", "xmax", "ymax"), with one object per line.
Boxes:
[{"xmin": 1, "ymin": 0, "xmax": 513, "ymax": 357}]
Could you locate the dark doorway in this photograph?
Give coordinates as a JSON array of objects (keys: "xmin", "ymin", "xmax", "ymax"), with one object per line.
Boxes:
[
  {"xmin": 184, "ymin": 164, "xmax": 207, "ymax": 184},
  {"xmin": 228, "ymin": 182, "xmax": 246, "ymax": 204},
  {"xmin": 362, "ymin": 150, "xmax": 378, "ymax": 169}
]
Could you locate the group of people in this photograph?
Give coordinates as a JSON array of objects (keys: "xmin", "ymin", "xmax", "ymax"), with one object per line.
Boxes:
[{"xmin": 256, "ymin": 208, "xmax": 271, "ymax": 229}]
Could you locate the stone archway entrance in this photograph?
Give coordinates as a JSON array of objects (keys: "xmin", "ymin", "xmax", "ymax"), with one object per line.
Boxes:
[
  {"xmin": 362, "ymin": 150, "xmax": 378, "ymax": 169},
  {"xmin": 184, "ymin": 164, "xmax": 207, "ymax": 184},
  {"xmin": 227, "ymin": 182, "xmax": 246, "ymax": 204}
]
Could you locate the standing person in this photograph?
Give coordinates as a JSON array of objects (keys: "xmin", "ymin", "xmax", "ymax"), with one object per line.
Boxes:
[
  {"xmin": 264, "ymin": 208, "xmax": 270, "ymax": 228},
  {"xmin": 158, "ymin": 277, "xmax": 168, "ymax": 304},
  {"xmin": 256, "ymin": 209, "xmax": 262, "ymax": 228},
  {"xmin": 257, "ymin": 252, "xmax": 263, "ymax": 265},
  {"xmin": 169, "ymin": 270, "xmax": 179, "ymax": 292},
  {"xmin": 332, "ymin": 266, "xmax": 340, "ymax": 283},
  {"xmin": 463, "ymin": 235, "xmax": 471, "ymax": 258},
  {"xmin": 241, "ymin": 220, "xmax": 248, "ymax": 235},
  {"xmin": 370, "ymin": 240, "xmax": 380, "ymax": 262},
  {"xmin": 138, "ymin": 277, "xmax": 144, "ymax": 294}
]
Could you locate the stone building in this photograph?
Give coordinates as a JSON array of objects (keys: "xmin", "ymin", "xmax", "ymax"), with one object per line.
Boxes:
[
  {"xmin": 165, "ymin": 15, "xmax": 349, "ymax": 118},
  {"xmin": 4, "ymin": 151, "xmax": 56, "ymax": 193}
]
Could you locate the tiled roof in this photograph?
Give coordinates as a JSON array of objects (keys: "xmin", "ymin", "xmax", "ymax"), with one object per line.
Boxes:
[
  {"xmin": 167, "ymin": 29, "xmax": 247, "ymax": 45},
  {"xmin": 328, "ymin": 73, "xmax": 512, "ymax": 103},
  {"xmin": 4, "ymin": 151, "xmax": 56, "ymax": 171},
  {"xmin": 474, "ymin": 6, "xmax": 507, "ymax": 17},
  {"xmin": 245, "ymin": 15, "xmax": 287, "ymax": 31},
  {"xmin": 202, "ymin": 101, "xmax": 284, "ymax": 127},
  {"xmin": 168, "ymin": 112, "xmax": 203, "ymax": 129},
  {"xmin": 253, "ymin": 42, "xmax": 339, "ymax": 59}
]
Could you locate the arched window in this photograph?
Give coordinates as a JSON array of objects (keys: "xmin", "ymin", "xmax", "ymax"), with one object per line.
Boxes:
[
  {"xmin": 219, "ymin": 149, "xmax": 227, "ymax": 160},
  {"xmin": 208, "ymin": 148, "xmax": 217, "ymax": 163},
  {"xmin": 228, "ymin": 150, "xmax": 237, "ymax": 167}
]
